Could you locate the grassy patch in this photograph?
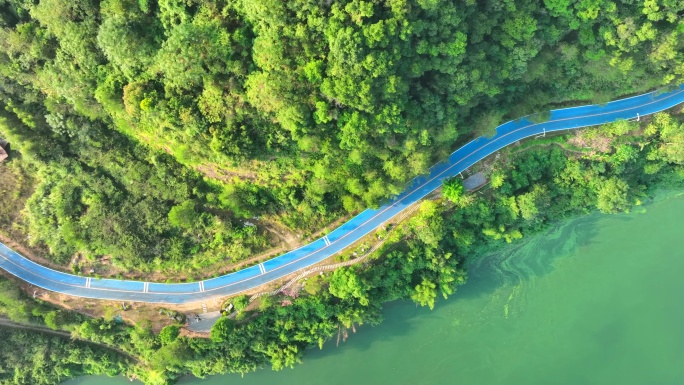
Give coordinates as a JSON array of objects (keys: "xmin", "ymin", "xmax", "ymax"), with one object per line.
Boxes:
[{"xmin": 0, "ymin": 160, "xmax": 35, "ymax": 238}]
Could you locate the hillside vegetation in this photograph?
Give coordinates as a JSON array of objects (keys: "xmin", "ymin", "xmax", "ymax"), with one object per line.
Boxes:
[
  {"xmin": 3, "ymin": 109, "xmax": 684, "ymax": 384},
  {"xmin": 4, "ymin": 0, "xmax": 684, "ymax": 384},
  {"xmin": 1, "ymin": 0, "xmax": 683, "ymax": 272}
]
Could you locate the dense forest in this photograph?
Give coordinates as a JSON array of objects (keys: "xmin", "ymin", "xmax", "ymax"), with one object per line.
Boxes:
[
  {"xmin": 2, "ymin": 0, "xmax": 684, "ymax": 383},
  {"xmin": 1, "ymin": 0, "xmax": 683, "ymax": 273},
  {"xmin": 0, "ymin": 275, "xmax": 132, "ymax": 384},
  {"xmin": 0, "ymin": 329, "xmax": 129, "ymax": 385}
]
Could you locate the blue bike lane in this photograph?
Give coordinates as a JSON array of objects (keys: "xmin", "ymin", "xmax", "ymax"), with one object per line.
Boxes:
[{"xmin": 1, "ymin": 85, "xmax": 683, "ymax": 303}]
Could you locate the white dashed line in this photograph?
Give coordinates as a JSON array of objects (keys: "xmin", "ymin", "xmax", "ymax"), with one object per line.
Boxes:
[
  {"xmin": 323, "ymin": 236, "xmax": 331, "ymax": 246},
  {"xmin": 0, "ymin": 88, "xmax": 683, "ymax": 303},
  {"xmin": 259, "ymin": 263, "xmax": 266, "ymax": 274},
  {"xmin": 143, "ymin": 282, "xmax": 149, "ymax": 293},
  {"xmin": 198, "ymin": 281, "xmax": 205, "ymax": 292}
]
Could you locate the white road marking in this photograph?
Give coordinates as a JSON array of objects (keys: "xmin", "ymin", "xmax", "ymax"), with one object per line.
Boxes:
[
  {"xmin": 85, "ymin": 277, "xmax": 91, "ymax": 288},
  {"xmin": 143, "ymin": 282, "xmax": 149, "ymax": 293},
  {"xmin": 0, "ymin": 89, "xmax": 683, "ymax": 302},
  {"xmin": 259, "ymin": 263, "xmax": 266, "ymax": 274},
  {"xmin": 199, "ymin": 281, "xmax": 205, "ymax": 292},
  {"xmin": 323, "ymin": 236, "xmax": 331, "ymax": 246}
]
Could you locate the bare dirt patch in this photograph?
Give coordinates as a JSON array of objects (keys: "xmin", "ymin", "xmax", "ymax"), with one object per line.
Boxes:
[
  {"xmin": 196, "ymin": 163, "xmax": 257, "ymax": 183},
  {"xmin": 256, "ymin": 218, "xmax": 301, "ymax": 250},
  {"xmin": 568, "ymin": 128, "xmax": 614, "ymax": 153}
]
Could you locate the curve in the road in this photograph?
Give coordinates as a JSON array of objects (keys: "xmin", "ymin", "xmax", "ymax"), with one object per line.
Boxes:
[{"xmin": 2, "ymin": 85, "xmax": 684, "ymax": 304}]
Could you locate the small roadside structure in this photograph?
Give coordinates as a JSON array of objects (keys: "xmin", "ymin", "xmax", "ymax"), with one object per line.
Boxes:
[
  {"xmin": 0, "ymin": 140, "xmax": 8, "ymax": 162},
  {"xmin": 463, "ymin": 171, "xmax": 487, "ymax": 192}
]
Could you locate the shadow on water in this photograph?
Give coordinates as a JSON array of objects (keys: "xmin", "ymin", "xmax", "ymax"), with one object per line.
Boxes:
[{"xmin": 301, "ymin": 300, "xmax": 429, "ymax": 363}]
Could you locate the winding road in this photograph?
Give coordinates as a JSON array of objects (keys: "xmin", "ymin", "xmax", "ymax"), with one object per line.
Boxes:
[{"xmin": 2, "ymin": 85, "xmax": 684, "ymax": 304}]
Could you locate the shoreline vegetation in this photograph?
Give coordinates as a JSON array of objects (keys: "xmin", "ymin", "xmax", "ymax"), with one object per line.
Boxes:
[
  {"xmin": 2, "ymin": 110, "xmax": 684, "ymax": 384},
  {"xmin": 1, "ymin": 0, "xmax": 684, "ymax": 384}
]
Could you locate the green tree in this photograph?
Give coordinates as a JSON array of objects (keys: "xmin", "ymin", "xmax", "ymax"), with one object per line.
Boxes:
[
  {"xmin": 442, "ymin": 177, "xmax": 464, "ymax": 204},
  {"xmin": 329, "ymin": 268, "xmax": 369, "ymax": 306},
  {"xmin": 596, "ymin": 177, "xmax": 630, "ymax": 213},
  {"xmin": 516, "ymin": 185, "xmax": 550, "ymax": 220},
  {"xmin": 159, "ymin": 325, "xmax": 180, "ymax": 346},
  {"xmin": 210, "ymin": 317, "xmax": 236, "ymax": 342},
  {"xmin": 647, "ymin": 113, "xmax": 684, "ymax": 164},
  {"xmin": 43, "ymin": 311, "xmax": 64, "ymax": 330},
  {"xmin": 233, "ymin": 294, "xmax": 250, "ymax": 312},
  {"xmin": 411, "ymin": 278, "xmax": 438, "ymax": 310},
  {"xmin": 97, "ymin": 8, "xmax": 160, "ymax": 79},
  {"xmin": 168, "ymin": 201, "xmax": 198, "ymax": 230}
]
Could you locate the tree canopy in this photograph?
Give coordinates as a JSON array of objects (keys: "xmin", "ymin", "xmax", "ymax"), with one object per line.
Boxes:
[
  {"xmin": 1, "ymin": 0, "xmax": 683, "ymax": 273},
  {"xmin": 2, "ymin": 2, "xmax": 684, "ymax": 382}
]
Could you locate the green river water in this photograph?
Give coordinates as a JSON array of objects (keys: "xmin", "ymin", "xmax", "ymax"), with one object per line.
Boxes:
[{"xmin": 65, "ymin": 192, "xmax": 684, "ymax": 385}]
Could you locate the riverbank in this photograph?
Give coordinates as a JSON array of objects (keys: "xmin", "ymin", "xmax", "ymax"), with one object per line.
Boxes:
[
  {"xmin": 62, "ymin": 171, "xmax": 684, "ymax": 385},
  {"xmin": 204, "ymin": 189, "xmax": 684, "ymax": 385},
  {"xmin": 6, "ymin": 110, "xmax": 684, "ymax": 385}
]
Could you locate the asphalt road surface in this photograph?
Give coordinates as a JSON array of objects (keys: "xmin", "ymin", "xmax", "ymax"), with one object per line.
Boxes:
[{"xmin": 2, "ymin": 85, "xmax": 684, "ymax": 303}]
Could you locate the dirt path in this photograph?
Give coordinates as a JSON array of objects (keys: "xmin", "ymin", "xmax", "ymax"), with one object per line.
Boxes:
[{"xmin": 261, "ymin": 221, "xmax": 300, "ymax": 250}]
